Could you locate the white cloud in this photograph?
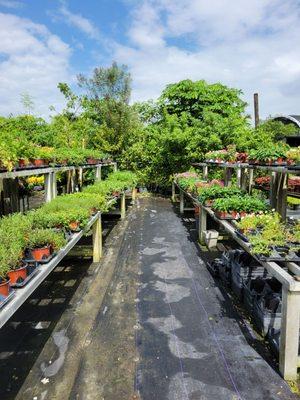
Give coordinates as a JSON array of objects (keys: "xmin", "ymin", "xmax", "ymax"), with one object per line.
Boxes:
[
  {"xmin": 0, "ymin": 12, "xmax": 71, "ymax": 117},
  {"xmin": 0, "ymin": 0, "xmax": 23, "ymax": 9},
  {"xmin": 57, "ymin": 2, "xmax": 100, "ymax": 40},
  {"xmin": 115, "ymin": 0, "xmax": 300, "ymax": 119}
]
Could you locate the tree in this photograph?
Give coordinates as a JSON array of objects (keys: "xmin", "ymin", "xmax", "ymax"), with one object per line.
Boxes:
[
  {"xmin": 159, "ymin": 79, "xmax": 247, "ymax": 121},
  {"xmin": 20, "ymin": 92, "xmax": 35, "ymax": 115}
]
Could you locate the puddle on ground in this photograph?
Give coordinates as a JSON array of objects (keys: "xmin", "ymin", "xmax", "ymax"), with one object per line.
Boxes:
[
  {"xmin": 40, "ymin": 330, "xmax": 69, "ymax": 378},
  {"xmin": 154, "ymin": 280, "xmax": 190, "ymax": 303},
  {"xmin": 148, "ymin": 316, "xmax": 207, "ymax": 360}
]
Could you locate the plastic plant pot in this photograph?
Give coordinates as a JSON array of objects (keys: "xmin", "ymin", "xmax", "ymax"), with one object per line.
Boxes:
[
  {"xmin": 30, "ymin": 158, "xmax": 44, "ymax": 167},
  {"xmin": 18, "ymin": 159, "xmax": 28, "ymax": 168},
  {"xmin": 87, "ymin": 158, "xmax": 97, "ymax": 165},
  {"xmin": 0, "ymin": 280, "xmax": 10, "ymax": 297},
  {"xmin": 31, "ymin": 245, "xmax": 51, "ymax": 261},
  {"xmin": 7, "ymin": 265, "xmax": 28, "ymax": 284},
  {"xmin": 69, "ymin": 221, "xmax": 80, "ymax": 231}
]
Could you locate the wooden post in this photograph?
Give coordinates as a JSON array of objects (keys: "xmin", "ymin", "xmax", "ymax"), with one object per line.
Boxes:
[
  {"xmin": 171, "ymin": 182, "xmax": 176, "ymax": 202},
  {"xmin": 78, "ymin": 167, "xmax": 83, "ymax": 190},
  {"xmin": 224, "ymin": 168, "xmax": 232, "ymax": 187},
  {"xmin": 121, "ymin": 192, "xmax": 126, "ymax": 219},
  {"xmin": 203, "ymin": 165, "xmax": 208, "ymax": 181},
  {"xmin": 52, "ymin": 172, "xmax": 57, "ymax": 199},
  {"xmin": 270, "ymin": 171, "xmax": 278, "ymax": 210},
  {"xmin": 132, "ymin": 188, "xmax": 137, "ymax": 204},
  {"xmin": 248, "ymin": 168, "xmax": 254, "ymax": 194},
  {"xmin": 71, "ymin": 169, "xmax": 75, "ymax": 193},
  {"xmin": 279, "ymin": 288, "xmax": 300, "ymax": 380},
  {"xmin": 92, "ymin": 214, "xmax": 102, "ymax": 262},
  {"xmin": 198, "ymin": 206, "xmax": 207, "ymax": 245},
  {"xmin": 254, "ymin": 93, "xmax": 259, "ymax": 128},
  {"xmin": 236, "ymin": 167, "xmax": 242, "ymax": 188},
  {"xmin": 113, "ymin": 162, "xmax": 117, "ymax": 172},
  {"xmin": 95, "ymin": 165, "xmax": 102, "ymax": 181},
  {"xmin": 276, "ymin": 172, "xmax": 288, "ymax": 221},
  {"xmin": 45, "ymin": 173, "xmax": 52, "ymax": 203},
  {"xmin": 179, "ymin": 189, "xmax": 184, "ymax": 214}
]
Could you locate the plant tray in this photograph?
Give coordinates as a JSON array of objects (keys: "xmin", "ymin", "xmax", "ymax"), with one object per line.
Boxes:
[
  {"xmin": 0, "ymin": 291, "xmax": 15, "ymax": 309},
  {"xmin": 235, "ymin": 230, "xmax": 250, "ymax": 242},
  {"xmin": 10, "ymin": 268, "xmax": 39, "ymax": 288},
  {"xmin": 254, "ymin": 253, "xmax": 300, "ymax": 263},
  {"xmin": 23, "ymin": 252, "xmax": 57, "ymax": 264},
  {"xmin": 288, "ymin": 165, "xmax": 300, "ymax": 171}
]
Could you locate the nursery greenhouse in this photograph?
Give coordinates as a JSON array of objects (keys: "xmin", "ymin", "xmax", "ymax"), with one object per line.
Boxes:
[{"xmin": 1, "ymin": 2, "xmax": 300, "ymax": 400}]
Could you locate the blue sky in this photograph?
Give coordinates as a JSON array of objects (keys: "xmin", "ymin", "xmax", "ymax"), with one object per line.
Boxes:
[{"xmin": 0, "ymin": 0, "xmax": 300, "ymax": 119}]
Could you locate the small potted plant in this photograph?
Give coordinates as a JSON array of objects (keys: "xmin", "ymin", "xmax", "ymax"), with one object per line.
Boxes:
[
  {"xmin": 25, "ymin": 229, "xmax": 67, "ymax": 262},
  {"xmin": 0, "ymin": 250, "xmax": 10, "ymax": 298}
]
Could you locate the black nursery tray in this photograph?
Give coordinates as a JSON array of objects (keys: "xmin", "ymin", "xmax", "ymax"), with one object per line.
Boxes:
[
  {"xmin": 235, "ymin": 230, "xmax": 250, "ymax": 243},
  {"xmin": 0, "ymin": 291, "xmax": 15, "ymax": 309},
  {"xmin": 23, "ymin": 252, "xmax": 57, "ymax": 264},
  {"xmin": 11, "ymin": 268, "xmax": 40, "ymax": 288},
  {"xmin": 254, "ymin": 252, "xmax": 300, "ymax": 263}
]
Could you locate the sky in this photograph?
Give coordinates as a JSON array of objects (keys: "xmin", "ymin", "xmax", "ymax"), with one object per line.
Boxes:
[{"xmin": 0, "ymin": 0, "xmax": 299, "ymax": 120}]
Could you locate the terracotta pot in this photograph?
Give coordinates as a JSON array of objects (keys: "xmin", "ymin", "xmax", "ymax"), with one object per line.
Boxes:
[
  {"xmin": 215, "ymin": 211, "xmax": 231, "ymax": 219},
  {"xmin": 87, "ymin": 158, "xmax": 97, "ymax": 165},
  {"xmin": 43, "ymin": 159, "xmax": 50, "ymax": 166},
  {"xmin": 18, "ymin": 158, "xmax": 28, "ymax": 168},
  {"xmin": 287, "ymin": 158, "xmax": 295, "ymax": 166},
  {"xmin": 231, "ymin": 211, "xmax": 238, "ymax": 219},
  {"xmin": 30, "ymin": 158, "xmax": 44, "ymax": 167},
  {"xmin": 7, "ymin": 265, "xmax": 28, "ymax": 284},
  {"xmin": 239, "ymin": 211, "xmax": 247, "ymax": 218},
  {"xmin": 31, "ymin": 245, "xmax": 51, "ymax": 261},
  {"xmin": 0, "ymin": 280, "xmax": 10, "ymax": 297},
  {"xmin": 205, "ymin": 200, "xmax": 214, "ymax": 207},
  {"xmin": 69, "ymin": 221, "xmax": 80, "ymax": 231},
  {"xmin": 113, "ymin": 191, "xmax": 120, "ymax": 197}
]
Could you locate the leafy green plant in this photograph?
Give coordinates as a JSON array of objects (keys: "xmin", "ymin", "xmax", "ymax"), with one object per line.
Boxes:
[
  {"xmin": 248, "ymin": 143, "xmax": 289, "ymax": 162},
  {"xmin": 27, "ymin": 229, "xmax": 66, "ymax": 251}
]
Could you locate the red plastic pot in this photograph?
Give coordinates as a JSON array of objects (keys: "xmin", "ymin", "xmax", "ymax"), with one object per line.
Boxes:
[
  {"xmin": 31, "ymin": 245, "xmax": 51, "ymax": 261},
  {"xmin": 69, "ymin": 221, "xmax": 80, "ymax": 231},
  {"xmin": 0, "ymin": 280, "xmax": 10, "ymax": 297},
  {"xmin": 87, "ymin": 158, "xmax": 97, "ymax": 165},
  {"xmin": 215, "ymin": 211, "xmax": 232, "ymax": 219},
  {"xmin": 30, "ymin": 158, "xmax": 44, "ymax": 167},
  {"xmin": 7, "ymin": 265, "xmax": 28, "ymax": 284},
  {"xmin": 18, "ymin": 158, "xmax": 28, "ymax": 168},
  {"xmin": 112, "ymin": 191, "xmax": 120, "ymax": 197}
]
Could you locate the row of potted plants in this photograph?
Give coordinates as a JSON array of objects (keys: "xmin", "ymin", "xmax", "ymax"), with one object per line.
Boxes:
[
  {"xmin": 204, "ymin": 145, "xmax": 300, "ymax": 166},
  {"xmin": 0, "ymin": 145, "xmax": 112, "ymax": 172},
  {"xmin": 0, "ymin": 170, "xmax": 138, "ymax": 300},
  {"xmin": 236, "ymin": 212, "xmax": 300, "ymax": 259},
  {"xmin": 255, "ymin": 175, "xmax": 300, "ymax": 193},
  {"xmin": 176, "ymin": 173, "xmax": 268, "ymax": 220}
]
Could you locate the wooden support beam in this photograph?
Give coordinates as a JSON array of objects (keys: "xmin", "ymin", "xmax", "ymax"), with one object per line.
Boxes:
[
  {"xmin": 198, "ymin": 207, "xmax": 207, "ymax": 245},
  {"xmin": 92, "ymin": 215, "xmax": 102, "ymax": 262},
  {"xmin": 45, "ymin": 173, "xmax": 52, "ymax": 203},
  {"xmin": 236, "ymin": 167, "xmax": 242, "ymax": 188},
  {"xmin": 279, "ymin": 288, "xmax": 300, "ymax": 380},
  {"xmin": 132, "ymin": 188, "xmax": 137, "ymax": 204},
  {"xmin": 52, "ymin": 172, "xmax": 57, "ymax": 199},
  {"xmin": 78, "ymin": 167, "xmax": 83, "ymax": 190},
  {"xmin": 224, "ymin": 167, "xmax": 232, "ymax": 187},
  {"xmin": 180, "ymin": 189, "xmax": 184, "ymax": 214},
  {"xmin": 113, "ymin": 162, "xmax": 118, "ymax": 172},
  {"xmin": 172, "ymin": 182, "xmax": 176, "ymax": 202},
  {"xmin": 203, "ymin": 165, "xmax": 208, "ymax": 181},
  {"xmin": 95, "ymin": 165, "xmax": 102, "ymax": 181},
  {"xmin": 121, "ymin": 192, "xmax": 126, "ymax": 219},
  {"xmin": 248, "ymin": 168, "xmax": 254, "ymax": 194}
]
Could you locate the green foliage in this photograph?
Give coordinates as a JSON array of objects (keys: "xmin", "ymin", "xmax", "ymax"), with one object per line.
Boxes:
[
  {"xmin": 248, "ymin": 142, "xmax": 289, "ymax": 162},
  {"xmin": 27, "ymin": 229, "xmax": 66, "ymax": 251},
  {"xmin": 212, "ymin": 195, "xmax": 267, "ymax": 213}
]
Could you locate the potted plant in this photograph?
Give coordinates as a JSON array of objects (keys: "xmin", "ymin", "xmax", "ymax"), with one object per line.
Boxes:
[
  {"xmin": 26, "ymin": 229, "xmax": 67, "ymax": 262},
  {"xmin": 286, "ymin": 147, "xmax": 300, "ymax": 166},
  {"xmin": 248, "ymin": 144, "xmax": 289, "ymax": 165},
  {"xmin": 0, "ymin": 247, "xmax": 11, "ymax": 297}
]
